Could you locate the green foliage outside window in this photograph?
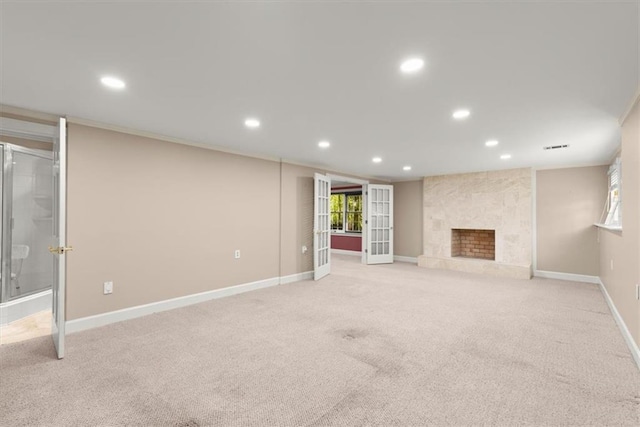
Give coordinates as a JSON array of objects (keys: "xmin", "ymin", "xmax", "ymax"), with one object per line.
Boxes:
[
  {"xmin": 331, "ymin": 192, "xmax": 362, "ymax": 232},
  {"xmin": 330, "ymin": 194, "xmax": 344, "ymax": 230}
]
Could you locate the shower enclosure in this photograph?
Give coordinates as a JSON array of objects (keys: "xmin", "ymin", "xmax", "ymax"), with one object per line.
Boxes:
[{"xmin": 0, "ymin": 143, "xmax": 54, "ymax": 325}]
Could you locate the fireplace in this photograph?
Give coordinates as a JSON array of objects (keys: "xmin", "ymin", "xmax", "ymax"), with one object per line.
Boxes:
[
  {"xmin": 419, "ymin": 168, "xmax": 532, "ymax": 279},
  {"xmin": 451, "ymin": 229, "xmax": 495, "ymax": 260}
]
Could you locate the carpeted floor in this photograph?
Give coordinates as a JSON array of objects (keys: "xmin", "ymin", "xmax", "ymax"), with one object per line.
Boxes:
[{"xmin": 1, "ymin": 255, "xmax": 638, "ymax": 426}]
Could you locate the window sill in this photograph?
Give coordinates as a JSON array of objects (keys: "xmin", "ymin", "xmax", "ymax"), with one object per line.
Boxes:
[
  {"xmin": 594, "ymin": 223, "xmax": 622, "ymax": 232},
  {"xmin": 331, "ymin": 232, "xmax": 362, "ymax": 237}
]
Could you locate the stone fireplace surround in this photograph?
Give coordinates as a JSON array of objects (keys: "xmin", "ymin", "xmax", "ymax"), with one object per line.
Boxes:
[{"xmin": 418, "ymin": 168, "xmax": 532, "ymax": 280}]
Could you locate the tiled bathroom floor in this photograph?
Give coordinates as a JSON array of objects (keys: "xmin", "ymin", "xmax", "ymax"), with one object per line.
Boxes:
[{"xmin": 0, "ymin": 310, "xmax": 51, "ymax": 345}]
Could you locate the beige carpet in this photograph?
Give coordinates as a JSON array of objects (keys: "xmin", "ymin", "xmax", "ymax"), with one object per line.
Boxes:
[{"xmin": 1, "ymin": 256, "xmax": 638, "ymax": 426}]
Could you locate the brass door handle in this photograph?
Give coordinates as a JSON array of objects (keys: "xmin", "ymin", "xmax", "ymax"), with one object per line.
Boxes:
[{"xmin": 48, "ymin": 246, "xmax": 73, "ymax": 255}]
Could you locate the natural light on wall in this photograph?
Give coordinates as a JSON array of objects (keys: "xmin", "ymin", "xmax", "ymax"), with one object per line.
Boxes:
[{"xmin": 601, "ymin": 157, "xmax": 622, "ymax": 228}]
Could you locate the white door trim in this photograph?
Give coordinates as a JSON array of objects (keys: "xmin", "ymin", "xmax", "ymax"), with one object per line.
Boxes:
[{"xmin": 326, "ymin": 174, "xmax": 369, "ymax": 186}]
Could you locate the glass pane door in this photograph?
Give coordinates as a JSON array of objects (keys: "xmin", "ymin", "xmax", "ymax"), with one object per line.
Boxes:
[
  {"xmin": 366, "ymin": 184, "xmax": 394, "ymax": 264},
  {"xmin": 9, "ymin": 150, "xmax": 53, "ymax": 299},
  {"xmin": 314, "ymin": 173, "xmax": 331, "ymax": 280}
]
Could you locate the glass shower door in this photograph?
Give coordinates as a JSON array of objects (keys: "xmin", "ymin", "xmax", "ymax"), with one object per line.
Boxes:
[{"xmin": 5, "ymin": 146, "xmax": 53, "ymax": 300}]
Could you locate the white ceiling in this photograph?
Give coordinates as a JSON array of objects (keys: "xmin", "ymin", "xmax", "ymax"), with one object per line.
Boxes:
[{"xmin": 1, "ymin": 1, "xmax": 638, "ymax": 180}]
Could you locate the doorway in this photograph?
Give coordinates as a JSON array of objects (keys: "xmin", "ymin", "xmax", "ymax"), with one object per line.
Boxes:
[
  {"xmin": 0, "ymin": 116, "xmax": 67, "ymax": 359},
  {"xmin": 0, "ymin": 144, "xmax": 54, "ymax": 327},
  {"xmin": 313, "ymin": 173, "xmax": 394, "ymax": 280},
  {"xmin": 328, "ymin": 178, "xmax": 365, "ymax": 259}
]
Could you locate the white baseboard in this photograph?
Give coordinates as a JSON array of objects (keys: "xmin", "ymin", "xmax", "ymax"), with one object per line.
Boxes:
[
  {"xmin": 67, "ymin": 272, "xmax": 313, "ymax": 334},
  {"xmin": 331, "ymin": 249, "xmax": 362, "ymax": 256},
  {"xmin": 394, "ymin": 255, "xmax": 418, "ymax": 264},
  {"xmin": 332, "ymin": 251, "xmax": 417, "ymax": 264},
  {"xmin": 597, "ymin": 279, "xmax": 640, "ymax": 370},
  {"xmin": 0, "ymin": 289, "xmax": 52, "ymax": 326},
  {"xmin": 280, "ymin": 271, "xmax": 313, "ymax": 285},
  {"xmin": 534, "ymin": 270, "xmax": 600, "ymax": 284}
]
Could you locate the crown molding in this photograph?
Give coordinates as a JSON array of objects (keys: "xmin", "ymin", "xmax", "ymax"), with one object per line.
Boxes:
[
  {"xmin": 0, "ymin": 104, "xmax": 60, "ymax": 125},
  {"xmin": 67, "ymin": 115, "xmax": 284, "ymax": 163}
]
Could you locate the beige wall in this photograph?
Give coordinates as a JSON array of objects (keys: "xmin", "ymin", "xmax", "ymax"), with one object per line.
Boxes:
[
  {"xmin": 599, "ymin": 99, "xmax": 640, "ymax": 347},
  {"xmin": 66, "ymin": 126, "xmax": 388, "ymax": 320},
  {"xmin": 67, "ymin": 124, "xmax": 281, "ymax": 320},
  {"xmin": 536, "ymin": 166, "xmax": 607, "ymax": 276},
  {"xmin": 393, "ymin": 180, "xmax": 423, "ymax": 258},
  {"xmin": 279, "ymin": 163, "xmax": 315, "ymax": 277}
]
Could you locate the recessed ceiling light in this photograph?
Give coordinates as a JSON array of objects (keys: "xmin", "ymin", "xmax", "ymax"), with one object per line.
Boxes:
[
  {"xmin": 403, "ymin": 166, "xmax": 412, "ymax": 171},
  {"xmin": 318, "ymin": 140, "xmax": 331, "ymax": 148},
  {"xmin": 452, "ymin": 109, "xmax": 470, "ymax": 120},
  {"xmin": 244, "ymin": 118, "xmax": 260, "ymax": 128},
  {"xmin": 500, "ymin": 154, "xmax": 512, "ymax": 160},
  {"xmin": 400, "ymin": 57, "xmax": 424, "ymax": 74},
  {"xmin": 372, "ymin": 157, "xmax": 382, "ymax": 163},
  {"xmin": 485, "ymin": 140, "xmax": 499, "ymax": 147},
  {"xmin": 100, "ymin": 76, "xmax": 125, "ymax": 90}
]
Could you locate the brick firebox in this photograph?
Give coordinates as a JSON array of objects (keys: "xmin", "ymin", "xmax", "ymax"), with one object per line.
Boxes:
[{"xmin": 451, "ymin": 229, "xmax": 495, "ymax": 260}]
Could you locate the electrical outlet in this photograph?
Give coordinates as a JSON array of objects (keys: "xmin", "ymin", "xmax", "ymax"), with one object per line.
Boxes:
[
  {"xmin": 234, "ymin": 249, "xmax": 241, "ymax": 259},
  {"xmin": 103, "ymin": 281, "xmax": 113, "ymax": 295},
  {"xmin": 302, "ymin": 245, "xmax": 308, "ymax": 254}
]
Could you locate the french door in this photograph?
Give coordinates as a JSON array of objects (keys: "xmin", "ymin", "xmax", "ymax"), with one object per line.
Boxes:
[
  {"xmin": 366, "ymin": 184, "xmax": 394, "ymax": 264},
  {"xmin": 313, "ymin": 173, "xmax": 331, "ymax": 280}
]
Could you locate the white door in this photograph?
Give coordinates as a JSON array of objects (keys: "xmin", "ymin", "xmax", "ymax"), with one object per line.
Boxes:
[
  {"xmin": 366, "ymin": 184, "xmax": 394, "ymax": 264},
  {"xmin": 314, "ymin": 173, "xmax": 331, "ymax": 280},
  {"xmin": 50, "ymin": 117, "xmax": 69, "ymax": 359}
]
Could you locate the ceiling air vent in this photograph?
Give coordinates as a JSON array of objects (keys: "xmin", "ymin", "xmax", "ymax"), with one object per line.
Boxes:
[{"xmin": 543, "ymin": 144, "xmax": 569, "ymax": 151}]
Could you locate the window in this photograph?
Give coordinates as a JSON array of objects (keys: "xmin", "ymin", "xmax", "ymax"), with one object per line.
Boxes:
[
  {"xmin": 330, "ymin": 193, "xmax": 344, "ymax": 231},
  {"xmin": 346, "ymin": 193, "xmax": 363, "ymax": 232},
  {"xmin": 330, "ymin": 192, "xmax": 362, "ymax": 232},
  {"xmin": 604, "ymin": 157, "xmax": 622, "ymax": 227}
]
